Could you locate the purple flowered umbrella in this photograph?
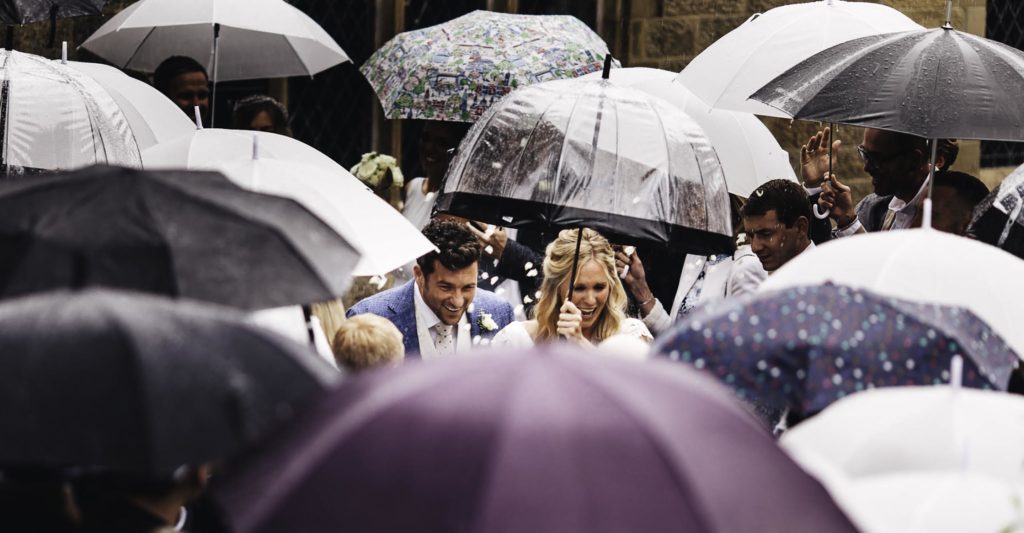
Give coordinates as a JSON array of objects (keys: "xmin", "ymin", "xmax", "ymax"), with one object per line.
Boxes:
[
  {"xmin": 213, "ymin": 346, "xmax": 857, "ymax": 533},
  {"xmin": 654, "ymin": 284, "xmax": 1018, "ymax": 425}
]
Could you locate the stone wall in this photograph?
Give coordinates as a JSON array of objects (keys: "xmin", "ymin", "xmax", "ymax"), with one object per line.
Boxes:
[{"xmin": 619, "ymin": 0, "xmax": 988, "ymax": 201}]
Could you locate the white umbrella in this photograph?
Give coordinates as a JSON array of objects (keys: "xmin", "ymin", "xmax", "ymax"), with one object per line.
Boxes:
[
  {"xmin": 781, "ymin": 386, "xmax": 1024, "ymax": 484},
  {"xmin": 62, "ymin": 59, "xmax": 195, "ymax": 152},
  {"xmin": 761, "ymin": 228, "xmax": 1024, "ymax": 359},
  {"xmin": 81, "ymin": 0, "xmax": 350, "ymax": 81},
  {"xmin": 582, "ymin": 67, "xmax": 795, "ymax": 196},
  {"xmin": 217, "ymin": 158, "xmax": 436, "ymax": 276},
  {"xmin": 141, "ymin": 129, "xmax": 339, "ymax": 171},
  {"xmin": 823, "ymin": 471, "xmax": 1024, "ymax": 533},
  {"xmin": 677, "ymin": 0, "xmax": 921, "ymax": 117},
  {"xmin": 143, "ymin": 130, "xmax": 435, "ymax": 276}
]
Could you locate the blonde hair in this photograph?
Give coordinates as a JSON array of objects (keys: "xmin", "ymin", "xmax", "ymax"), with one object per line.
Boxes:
[
  {"xmin": 332, "ymin": 314, "xmax": 404, "ymax": 371},
  {"xmin": 533, "ymin": 228, "xmax": 628, "ymax": 344}
]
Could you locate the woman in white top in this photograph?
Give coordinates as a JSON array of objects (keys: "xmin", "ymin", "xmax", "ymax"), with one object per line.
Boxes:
[{"xmin": 493, "ymin": 228, "xmax": 652, "ymax": 348}]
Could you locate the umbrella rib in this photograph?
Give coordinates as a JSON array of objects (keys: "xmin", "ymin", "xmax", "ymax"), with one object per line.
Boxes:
[
  {"xmin": 282, "ymin": 34, "xmax": 315, "ymax": 77},
  {"xmin": 645, "ymin": 97, "xmax": 685, "ymax": 232},
  {"xmin": 552, "ymin": 87, "xmax": 588, "ymax": 206},
  {"xmin": 122, "ymin": 26, "xmax": 158, "ymax": 70},
  {"xmin": 500, "ymin": 95, "xmax": 562, "ymax": 199},
  {"xmin": 548, "ymin": 357, "xmax": 719, "ymax": 532}
]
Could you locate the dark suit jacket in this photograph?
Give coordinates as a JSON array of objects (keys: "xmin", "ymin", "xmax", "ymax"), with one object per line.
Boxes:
[
  {"xmin": 855, "ymin": 193, "xmax": 893, "ymax": 232},
  {"xmin": 346, "ymin": 280, "xmax": 514, "ymax": 356}
]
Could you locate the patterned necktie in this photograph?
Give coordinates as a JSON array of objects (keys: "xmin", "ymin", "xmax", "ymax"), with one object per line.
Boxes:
[{"xmin": 434, "ymin": 323, "xmax": 455, "ymax": 356}]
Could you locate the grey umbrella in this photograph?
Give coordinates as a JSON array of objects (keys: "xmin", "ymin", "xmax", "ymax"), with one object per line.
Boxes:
[
  {"xmin": 749, "ymin": 4, "xmax": 1024, "ymax": 142},
  {"xmin": 750, "ymin": 0, "xmax": 1024, "ymax": 226},
  {"xmin": 0, "ymin": 165, "xmax": 360, "ymax": 310},
  {"xmin": 0, "ymin": 289, "xmax": 336, "ymax": 476}
]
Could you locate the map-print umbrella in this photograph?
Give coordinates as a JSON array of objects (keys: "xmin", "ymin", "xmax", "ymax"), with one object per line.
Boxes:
[
  {"xmin": 654, "ymin": 284, "xmax": 1018, "ymax": 425},
  {"xmin": 361, "ymin": 10, "xmax": 613, "ymax": 122}
]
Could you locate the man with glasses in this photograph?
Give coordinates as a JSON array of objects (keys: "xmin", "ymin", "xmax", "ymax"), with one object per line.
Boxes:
[{"xmin": 813, "ymin": 128, "xmax": 958, "ymax": 235}]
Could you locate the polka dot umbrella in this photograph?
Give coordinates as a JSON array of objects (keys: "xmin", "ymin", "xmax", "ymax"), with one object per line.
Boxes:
[{"xmin": 653, "ymin": 283, "xmax": 1018, "ymax": 427}]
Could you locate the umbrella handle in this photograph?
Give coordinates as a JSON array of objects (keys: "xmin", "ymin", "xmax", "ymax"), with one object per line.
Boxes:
[{"xmin": 812, "ymin": 204, "xmax": 830, "ymax": 220}]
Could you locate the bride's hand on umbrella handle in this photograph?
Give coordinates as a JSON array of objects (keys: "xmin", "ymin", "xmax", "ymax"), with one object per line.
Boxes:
[
  {"xmin": 801, "ymin": 126, "xmax": 841, "ymax": 189},
  {"xmin": 557, "ymin": 300, "xmax": 590, "ymax": 345}
]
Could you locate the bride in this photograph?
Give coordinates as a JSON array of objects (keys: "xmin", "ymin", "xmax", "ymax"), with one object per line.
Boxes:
[{"xmin": 492, "ymin": 228, "xmax": 652, "ymax": 348}]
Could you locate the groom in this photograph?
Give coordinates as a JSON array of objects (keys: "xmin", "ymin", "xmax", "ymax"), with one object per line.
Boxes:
[{"xmin": 347, "ymin": 218, "xmax": 514, "ymax": 358}]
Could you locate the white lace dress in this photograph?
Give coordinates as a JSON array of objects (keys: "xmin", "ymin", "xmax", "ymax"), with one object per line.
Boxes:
[{"xmin": 491, "ymin": 318, "xmax": 653, "ymax": 349}]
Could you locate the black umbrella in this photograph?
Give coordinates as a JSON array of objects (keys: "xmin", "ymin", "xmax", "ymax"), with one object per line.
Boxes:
[
  {"xmin": 0, "ymin": 0, "xmax": 102, "ymax": 24},
  {"xmin": 0, "ymin": 165, "xmax": 360, "ymax": 310},
  {"xmin": 1, "ymin": 0, "xmax": 105, "ymax": 50},
  {"xmin": 0, "ymin": 289, "xmax": 336, "ymax": 475},
  {"xmin": 967, "ymin": 164, "xmax": 1024, "ymax": 259}
]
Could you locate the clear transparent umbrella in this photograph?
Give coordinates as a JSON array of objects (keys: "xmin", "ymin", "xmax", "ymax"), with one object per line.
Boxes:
[
  {"xmin": 436, "ymin": 62, "xmax": 733, "ymax": 257},
  {"xmin": 0, "ymin": 49, "xmax": 141, "ymax": 175}
]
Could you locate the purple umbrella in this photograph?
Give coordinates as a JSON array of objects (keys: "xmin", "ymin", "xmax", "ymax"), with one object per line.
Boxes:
[{"xmin": 213, "ymin": 347, "xmax": 856, "ymax": 533}]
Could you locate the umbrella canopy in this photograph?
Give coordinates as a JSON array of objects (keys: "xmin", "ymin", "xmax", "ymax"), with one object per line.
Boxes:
[
  {"xmin": 821, "ymin": 471, "xmax": 1024, "ymax": 533},
  {"xmin": 761, "ymin": 228, "xmax": 1024, "ymax": 360},
  {"xmin": 361, "ymin": 10, "xmax": 612, "ymax": 122},
  {"xmin": 0, "ymin": 49, "xmax": 141, "ymax": 174},
  {"xmin": 141, "ymin": 128, "xmax": 340, "ymax": 171},
  {"xmin": 214, "ymin": 347, "xmax": 857, "ymax": 533},
  {"xmin": 781, "ymin": 387, "xmax": 1024, "ymax": 533},
  {"xmin": 214, "ymin": 157, "xmax": 436, "ymax": 276},
  {"xmin": 750, "ymin": 25, "xmax": 1024, "ymax": 141},
  {"xmin": 0, "ymin": 0, "xmax": 102, "ymax": 24},
  {"xmin": 653, "ymin": 284, "xmax": 1017, "ymax": 423},
  {"xmin": 62, "ymin": 59, "xmax": 196, "ymax": 152},
  {"xmin": 81, "ymin": 0, "xmax": 349, "ymax": 81},
  {"xmin": 435, "ymin": 74, "xmax": 733, "ymax": 255},
  {"xmin": 581, "ymin": 67, "xmax": 796, "ymax": 197},
  {"xmin": 0, "ymin": 165, "xmax": 359, "ymax": 310},
  {"xmin": 968, "ymin": 163, "xmax": 1024, "ymax": 260},
  {"xmin": 0, "ymin": 289, "xmax": 335, "ymax": 475},
  {"xmin": 677, "ymin": 0, "xmax": 921, "ymax": 117},
  {"xmin": 781, "ymin": 387, "xmax": 1024, "ymax": 484}
]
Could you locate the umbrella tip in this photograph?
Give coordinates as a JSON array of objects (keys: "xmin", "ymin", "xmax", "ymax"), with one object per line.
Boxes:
[
  {"xmin": 61, "ymin": 41, "xmax": 67, "ymax": 64},
  {"xmin": 950, "ymin": 354, "xmax": 963, "ymax": 389},
  {"xmin": 602, "ymin": 54, "xmax": 612, "ymax": 80},
  {"xmin": 194, "ymin": 106, "xmax": 204, "ymax": 130},
  {"xmin": 944, "ymin": 0, "xmax": 954, "ymax": 28}
]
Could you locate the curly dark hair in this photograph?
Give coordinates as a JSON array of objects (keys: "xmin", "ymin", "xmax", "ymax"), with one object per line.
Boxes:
[
  {"xmin": 416, "ymin": 218, "xmax": 481, "ymax": 277},
  {"xmin": 741, "ymin": 179, "xmax": 812, "ymax": 231}
]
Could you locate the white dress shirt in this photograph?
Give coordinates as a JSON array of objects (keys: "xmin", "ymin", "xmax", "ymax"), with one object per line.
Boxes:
[{"xmin": 413, "ymin": 279, "xmax": 471, "ymax": 360}]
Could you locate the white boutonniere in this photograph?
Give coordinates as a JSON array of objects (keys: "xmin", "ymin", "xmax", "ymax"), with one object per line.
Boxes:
[{"xmin": 478, "ymin": 311, "xmax": 498, "ymax": 332}]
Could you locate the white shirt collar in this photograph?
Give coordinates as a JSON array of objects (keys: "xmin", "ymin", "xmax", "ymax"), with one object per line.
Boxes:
[
  {"xmin": 888, "ymin": 174, "xmax": 930, "ymax": 213},
  {"xmin": 413, "ymin": 278, "xmax": 442, "ymax": 331}
]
